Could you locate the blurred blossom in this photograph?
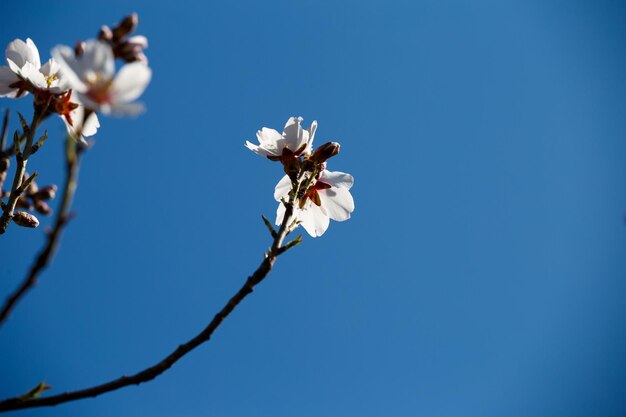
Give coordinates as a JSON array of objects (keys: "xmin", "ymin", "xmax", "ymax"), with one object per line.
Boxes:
[{"xmin": 52, "ymin": 40, "xmax": 151, "ymax": 116}]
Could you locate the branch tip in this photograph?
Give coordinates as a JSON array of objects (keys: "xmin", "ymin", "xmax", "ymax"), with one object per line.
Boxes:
[{"xmin": 261, "ymin": 215, "xmax": 277, "ymax": 238}]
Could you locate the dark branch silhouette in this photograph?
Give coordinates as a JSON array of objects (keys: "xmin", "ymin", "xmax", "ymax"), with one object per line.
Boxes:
[
  {"xmin": 0, "ymin": 139, "xmax": 82, "ymax": 327},
  {"xmin": 0, "ymin": 193, "xmax": 299, "ymax": 412}
]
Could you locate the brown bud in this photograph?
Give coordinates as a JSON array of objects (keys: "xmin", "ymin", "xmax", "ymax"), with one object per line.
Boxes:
[
  {"xmin": 98, "ymin": 25, "xmax": 114, "ymax": 41},
  {"xmin": 113, "ymin": 13, "xmax": 139, "ymax": 40},
  {"xmin": 13, "ymin": 211, "xmax": 39, "ymax": 228},
  {"xmin": 34, "ymin": 185, "xmax": 57, "ymax": 201},
  {"xmin": 34, "ymin": 200, "xmax": 52, "ymax": 215},
  {"xmin": 309, "ymin": 142, "xmax": 340, "ymax": 164},
  {"xmin": 74, "ymin": 41, "xmax": 85, "ymax": 56}
]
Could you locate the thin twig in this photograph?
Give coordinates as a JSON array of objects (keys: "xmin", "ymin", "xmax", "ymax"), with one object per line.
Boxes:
[
  {"xmin": 0, "ymin": 139, "xmax": 82, "ymax": 328},
  {"xmin": 0, "ymin": 183, "xmax": 300, "ymax": 412}
]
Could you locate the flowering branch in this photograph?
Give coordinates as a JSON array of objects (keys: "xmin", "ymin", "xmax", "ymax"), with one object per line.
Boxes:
[
  {"xmin": 0, "ymin": 189, "xmax": 301, "ymax": 412},
  {"xmin": 0, "ymin": 107, "xmax": 47, "ymax": 234},
  {"xmin": 0, "ymin": 138, "xmax": 83, "ymax": 328}
]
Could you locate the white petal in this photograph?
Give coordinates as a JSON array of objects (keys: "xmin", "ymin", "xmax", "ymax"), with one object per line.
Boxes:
[
  {"xmin": 6, "ymin": 59, "xmax": 20, "ymax": 74},
  {"xmin": 282, "ymin": 116, "xmax": 307, "ymax": 151},
  {"xmin": 275, "ymin": 202, "xmax": 286, "ymax": 226},
  {"xmin": 299, "ymin": 203, "xmax": 330, "ymax": 237},
  {"xmin": 305, "ymin": 120, "xmax": 317, "ymax": 154},
  {"xmin": 6, "ymin": 38, "xmax": 40, "ymax": 70},
  {"xmin": 81, "ymin": 112, "xmax": 100, "ymax": 136},
  {"xmin": 52, "ymin": 45, "xmax": 88, "ymax": 92},
  {"xmin": 0, "ymin": 66, "xmax": 20, "ymax": 97},
  {"xmin": 109, "ymin": 62, "xmax": 151, "ymax": 103},
  {"xmin": 21, "ymin": 61, "xmax": 46, "ymax": 89},
  {"xmin": 319, "ymin": 170, "xmax": 354, "ymax": 189},
  {"xmin": 319, "ymin": 187, "xmax": 354, "ymax": 222},
  {"xmin": 81, "ymin": 40, "xmax": 115, "ymax": 78},
  {"xmin": 39, "ymin": 58, "xmax": 60, "ymax": 77},
  {"xmin": 273, "ymin": 175, "xmax": 292, "ymax": 201},
  {"xmin": 256, "ymin": 127, "xmax": 282, "ymax": 146},
  {"xmin": 245, "ymin": 141, "xmax": 274, "ymax": 157}
]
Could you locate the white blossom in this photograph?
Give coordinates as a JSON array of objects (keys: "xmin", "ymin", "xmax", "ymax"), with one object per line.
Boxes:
[
  {"xmin": 245, "ymin": 117, "xmax": 317, "ymax": 160},
  {"xmin": 0, "ymin": 38, "xmax": 66, "ymax": 98},
  {"xmin": 52, "ymin": 40, "xmax": 151, "ymax": 116},
  {"xmin": 275, "ymin": 170, "xmax": 355, "ymax": 237}
]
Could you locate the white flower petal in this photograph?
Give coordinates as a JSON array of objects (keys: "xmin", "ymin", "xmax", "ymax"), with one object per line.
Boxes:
[
  {"xmin": 6, "ymin": 58, "xmax": 20, "ymax": 74},
  {"xmin": 319, "ymin": 170, "xmax": 354, "ymax": 190},
  {"xmin": 274, "ymin": 175, "xmax": 292, "ymax": 201},
  {"xmin": 6, "ymin": 38, "xmax": 40, "ymax": 70},
  {"xmin": 319, "ymin": 187, "xmax": 354, "ymax": 222},
  {"xmin": 82, "ymin": 112, "xmax": 100, "ymax": 137},
  {"xmin": 299, "ymin": 203, "xmax": 330, "ymax": 237},
  {"xmin": 39, "ymin": 59, "xmax": 60, "ymax": 77},
  {"xmin": 256, "ymin": 127, "xmax": 282, "ymax": 146},
  {"xmin": 21, "ymin": 61, "xmax": 46, "ymax": 89},
  {"xmin": 52, "ymin": 45, "xmax": 88, "ymax": 92},
  {"xmin": 0, "ymin": 66, "xmax": 20, "ymax": 97},
  {"xmin": 109, "ymin": 62, "xmax": 151, "ymax": 103},
  {"xmin": 305, "ymin": 120, "xmax": 317, "ymax": 154},
  {"xmin": 81, "ymin": 40, "xmax": 115, "ymax": 78},
  {"xmin": 275, "ymin": 202, "xmax": 286, "ymax": 226},
  {"xmin": 245, "ymin": 141, "xmax": 274, "ymax": 157},
  {"xmin": 282, "ymin": 116, "xmax": 306, "ymax": 151}
]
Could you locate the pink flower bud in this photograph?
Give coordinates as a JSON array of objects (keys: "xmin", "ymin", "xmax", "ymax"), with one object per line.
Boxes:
[
  {"xmin": 13, "ymin": 211, "xmax": 39, "ymax": 228},
  {"xmin": 34, "ymin": 185, "xmax": 57, "ymax": 201},
  {"xmin": 34, "ymin": 200, "xmax": 52, "ymax": 215},
  {"xmin": 310, "ymin": 142, "xmax": 340, "ymax": 164}
]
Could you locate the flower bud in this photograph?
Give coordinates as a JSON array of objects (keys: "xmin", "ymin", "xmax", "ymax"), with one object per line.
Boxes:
[
  {"xmin": 34, "ymin": 200, "xmax": 52, "ymax": 215},
  {"xmin": 13, "ymin": 211, "xmax": 39, "ymax": 228},
  {"xmin": 113, "ymin": 13, "xmax": 139, "ymax": 40},
  {"xmin": 98, "ymin": 25, "xmax": 114, "ymax": 42},
  {"xmin": 309, "ymin": 142, "xmax": 340, "ymax": 164},
  {"xmin": 34, "ymin": 185, "xmax": 57, "ymax": 201},
  {"xmin": 74, "ymin": 41, "xmax": 85, "ymax": 56}
]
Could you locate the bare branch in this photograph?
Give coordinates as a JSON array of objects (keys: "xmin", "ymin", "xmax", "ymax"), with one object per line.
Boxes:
[
  {"xmin": 0, "ymin": 139, "xmax": 82, "ymax": 327},
  {"xmin": 0, "ymin": 189, "xmax": 299, "ymax": 412}
]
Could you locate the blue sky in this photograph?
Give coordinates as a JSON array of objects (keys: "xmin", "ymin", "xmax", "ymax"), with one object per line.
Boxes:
[{"xmin": 1, "ymin": 0, "xmax": 626, "ymax": 416}]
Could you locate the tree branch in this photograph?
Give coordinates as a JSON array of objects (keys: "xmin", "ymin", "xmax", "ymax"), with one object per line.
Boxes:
[
  {"xmin": 0, "ymin": 109, "xmax": 44, "ymax": 235},
  {"xmin": 0, "ymin": 139, "xmax": 82, "ymax": 328},
  {"xmin": 0, "ymin": 188, "xmax": 299, "ymax": 412}
]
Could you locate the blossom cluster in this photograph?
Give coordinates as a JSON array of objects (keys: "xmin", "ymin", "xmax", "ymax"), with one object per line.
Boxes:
[
  {"xmin": 0, "ymin": 13, "xmax": 151, "ymax": 143},
  {"xmin": 246, "ymin": 117, "xmax": 355, "ymax": 237}
]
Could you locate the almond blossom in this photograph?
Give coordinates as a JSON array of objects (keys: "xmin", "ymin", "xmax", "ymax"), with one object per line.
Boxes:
[
  {"xmin": 245, "ymin": 117, "xmax": 317, "ymax": 161},
  {"xmin": 52, "ymin": 40, "xmax": 151, "ymax": 116},
  {"xmin": 0, "ymin": 38, "xmax": 67, "ymax": 98},
  {"xmin": 274, "ymin": 169, "xmax": 355, "ymax": 237}
]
